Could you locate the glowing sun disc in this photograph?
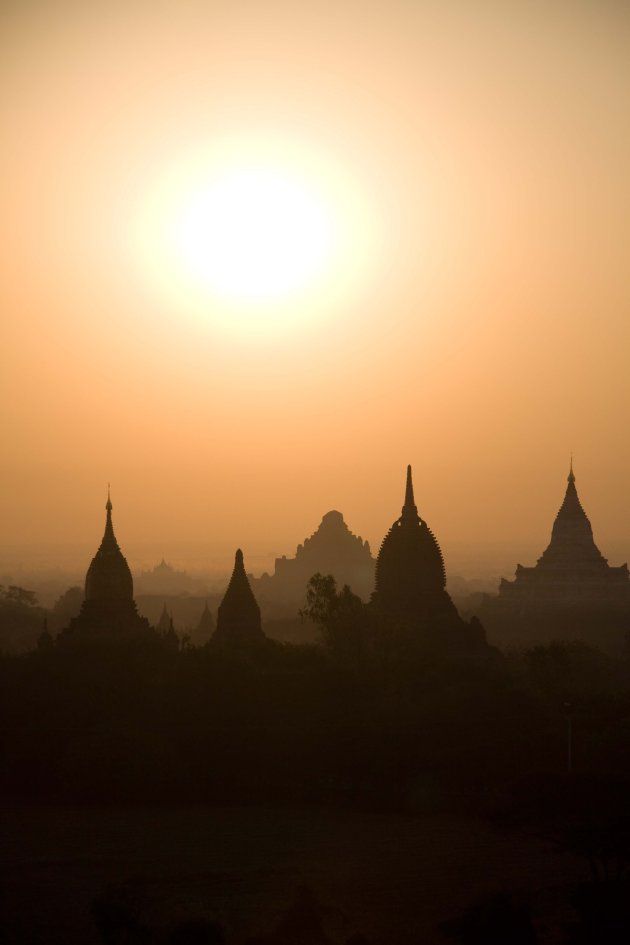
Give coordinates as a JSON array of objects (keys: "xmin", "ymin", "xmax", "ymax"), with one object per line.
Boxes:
[{"xmin": 172, "ymin": 167, "xmax": 335, "ymax": 303}]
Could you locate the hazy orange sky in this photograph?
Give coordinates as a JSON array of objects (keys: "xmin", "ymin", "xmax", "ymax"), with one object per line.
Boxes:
[{"xmin": 2, "ymin": 0, "xmax": 630, "ymax": 577}]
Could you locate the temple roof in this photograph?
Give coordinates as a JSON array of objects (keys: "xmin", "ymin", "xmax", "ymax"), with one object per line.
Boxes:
[
  {"xmin": 537, "ymin": 462, "xmax": 608, "ymax": 568},
  {"xmin": 214, "ymin": 549, "xmax": 265, "ymax": 644},
  {"xmin": 85, "ymin": 490, "xmax": 134, "ymax": 602},
  {"xmin": 295, "ymin": 510, "xmax": 373, "ymax": 559}
]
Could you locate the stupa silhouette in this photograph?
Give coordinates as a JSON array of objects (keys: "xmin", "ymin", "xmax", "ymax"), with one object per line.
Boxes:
[
  {"xmin": 370, "ymin": 466, "xmax": 486, "ymax": 650},
  {"xmin": 63, "ymin": 490, "xmax": 152, "ymax": 639},
  {"xmin": 213, "ymin": 549, "xmax": 266, "ymax": 645},
  {"xmin": 371, "ymin": 465, "xmax": 455, "ymax": 620}
]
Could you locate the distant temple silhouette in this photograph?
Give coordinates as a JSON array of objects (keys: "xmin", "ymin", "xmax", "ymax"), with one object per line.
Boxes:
[
  {"xmin": 135, "ymin": 558, "xmax": 208, "ymax": 596},
  {"xmin": 480, "ymin": 462, "xmax": 630, "ymax": 650},
  {"xmin": 500, "ymin": 461, "xmax": 629, "ymax": 602},
  {"xmin": 63, "ymin": 490, "xmax": 152, "ymax": 639},
  {"xmin": 370, "ymin": 466, "xmax": 485, "ymax": 648},
  {"xmin": 196, "ymin": 601, "xmax": 215, "ymax": 637},
  {"xmin": 255, "ymin": 510, "xmax": 375, "ymax": 604},
  {"xmin": 156, "ymin": 603, "xmax": 172, "ymax": 633},
  {"xmin": 213, "ymin": 549, "xmax": 266, "ymax": 645}
]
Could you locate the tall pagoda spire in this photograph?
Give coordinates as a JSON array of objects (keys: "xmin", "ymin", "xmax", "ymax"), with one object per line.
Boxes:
[
  {"xmin": 103, "ymin": 484, "xmax": 117, "ymax": 546},
  {"xmin": 401, "ymin": 464, "xmax": 419, "ymax": 522}
]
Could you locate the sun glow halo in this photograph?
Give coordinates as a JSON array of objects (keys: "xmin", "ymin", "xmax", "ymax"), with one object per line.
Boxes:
[
  {"xmin": 131, "ymin": 139, "xmax": 378, "ymax": 339},
  {"xmin": 174, "ymin": 167, "xmax": 334, "ymax": 303}
]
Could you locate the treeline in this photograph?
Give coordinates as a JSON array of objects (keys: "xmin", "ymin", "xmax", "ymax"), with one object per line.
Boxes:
[{"xmin": 1, "ymin": 620, "xmax": 630, "ymax": 809}]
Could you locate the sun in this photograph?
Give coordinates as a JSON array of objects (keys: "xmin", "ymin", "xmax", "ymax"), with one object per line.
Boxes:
[
  {"xmin": 173, "ymin": 166, "xmax": 334, "ymax": 303},
  {"xmin": 131, "ymin": 135, "xmax": 378, "ymax": 339}
]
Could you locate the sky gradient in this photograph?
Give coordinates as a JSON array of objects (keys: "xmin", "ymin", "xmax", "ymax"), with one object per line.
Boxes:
[{"xmin": 2, "ymin": 0, "xmax": 630, "ymax": 577}]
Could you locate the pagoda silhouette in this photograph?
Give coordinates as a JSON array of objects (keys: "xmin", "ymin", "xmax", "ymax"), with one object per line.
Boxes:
[
  {"xmin": 62, "ymin": 490, "xmax": 152, "ymax": 640},
  {"xmin": 500, "ymin": 461, "xmax": 629, "ymax": 602},
  {"xmin": 481, "ymin": 462, "xmax": 630, "ymax": 650},
  {"xmin": 370, "ymin": 466, "xmax": 486, "ymax": 649},
  {"xmin": 212, "ymin": 549, "xmax": 266, "ymax": 645}
]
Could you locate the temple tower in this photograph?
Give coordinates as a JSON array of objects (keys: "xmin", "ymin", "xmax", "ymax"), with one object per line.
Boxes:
[
  {"xmin": 371, "ymin": 466, "xmax": 457, "ymax": 623},
  {"xmin": 499, "ymin": 462, "xmax": 629, "ymax": 602},
  {"xmin": 213, "ymin": 549, "xmax": 266, "ymax": 645},
  {"xmin": 254, "ymin": 510, "xmax": 375, "ymax": 604},
  {"xmin": 65, "ymin": 490, "xmax": 151, "ymax": 638},
  {"xmin": 478, "ymin": 462, "xmax": 630, "ymax": 652},
  {"xmin": 196, "ymin": 601, "xmax": 215, "ymax": 636}
]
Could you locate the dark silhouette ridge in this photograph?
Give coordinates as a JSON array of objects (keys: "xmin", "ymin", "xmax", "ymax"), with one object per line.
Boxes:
[
  {"xmin": 213, "ymin": 549, "xmax": 266, "ymax": 645},
  {"xmin": 60, "ymin": 490, "xmax": 153, "ymax": 640}
]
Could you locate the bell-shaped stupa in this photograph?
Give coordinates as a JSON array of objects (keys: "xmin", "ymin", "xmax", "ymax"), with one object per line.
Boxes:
[
  {"xmin": 371, "ymin": 466, "xmax": 456, "ymax": 621},
  {"xmin": 65, "ymin": 489, "xmax": 151, "ymax": 638}
]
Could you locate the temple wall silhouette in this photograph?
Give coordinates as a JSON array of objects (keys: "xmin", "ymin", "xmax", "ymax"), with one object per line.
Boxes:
[{"xmin": 253, "ymin": 510, "xmax": 375, "ymax": 607}]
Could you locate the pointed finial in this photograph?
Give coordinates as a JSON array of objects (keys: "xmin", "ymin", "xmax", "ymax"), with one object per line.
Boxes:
[
  {"xmin": 401, "ymin": 465, "xmax": 419, "ymax": 520},
  {"xmin": 106, "ymin": 482, "xmax": 112, "ymax": 511},
  {"xmin": 235, "ymin": 548, "xmax": 244, "ymax": 568},
  {"xmin": 405, "ymin": 465, "xmax": 414, "ymax": 506},
  {"xmin": 568, "ymin": 455, "xmax": 575, "ymax": 484}
]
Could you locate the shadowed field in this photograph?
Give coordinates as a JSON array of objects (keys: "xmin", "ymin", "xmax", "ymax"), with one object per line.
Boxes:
[{"xmin": 0, "ymin": 804, "xmax": 584, "ymax": 944}]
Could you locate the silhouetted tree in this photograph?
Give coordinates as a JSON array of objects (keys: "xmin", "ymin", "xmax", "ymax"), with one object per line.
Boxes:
[
  {"xmin": 2, "ymin": 585, "xmax": 38, "ymax": 607},
  {"xmin": 0, "ymin": 584, "xmax": 46, "ymax": 652},
  {"xmin": 299, "ymin": 574, "xmax": 367, "ymax": 658},
  {"xmin": 52, "ymin": 584, "xmax": 84, "ymax": 621}
]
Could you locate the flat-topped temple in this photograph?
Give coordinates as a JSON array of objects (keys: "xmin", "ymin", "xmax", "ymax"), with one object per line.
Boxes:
[{"xmin": 255, "ymin": 510, "xmax": 375, "ymax": 604}]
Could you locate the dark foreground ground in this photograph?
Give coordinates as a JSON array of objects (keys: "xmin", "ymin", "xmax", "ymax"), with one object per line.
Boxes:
[{"xmin": 0, "ymin": 803, "xmax": 585, "ymax": 944}]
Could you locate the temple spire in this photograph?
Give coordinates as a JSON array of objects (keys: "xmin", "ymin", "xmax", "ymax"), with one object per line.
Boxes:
[
  {"xmin": 401, "ymin": 464, "xmax": 419, "ymax": 521},
  {"xmin": 103, "ymin": 485, "xmax": 116, "ymax": 543},
  {"xmin": 568, "ymin": 455, "xmax": 575, "ymax": 484}
]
